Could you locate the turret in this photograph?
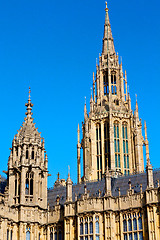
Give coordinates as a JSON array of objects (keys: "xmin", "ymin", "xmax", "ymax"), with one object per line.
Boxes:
[
  {"xmin": 104, "ymin": 167, "xmax": 112, "ymax": 196},
  {"xmin": 7, "ymin": 88, "xmax": 48, "ymax": 209},
  {"xmin": 66, "ymin": 168, "xmax": 73, "ymax": 202}
]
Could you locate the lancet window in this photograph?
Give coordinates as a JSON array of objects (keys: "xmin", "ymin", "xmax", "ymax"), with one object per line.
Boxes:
[
  {"xmin": 104, "ymin": 122, "xmax": 110, "ymax": 169},
  {"xmin": 103, "ymin": 70, "xmax": 109, "ymax": 95},
  {"xmin": 50, "ymin": 227, "xmax": 62, "ymax": 240},
  {"xmin": 123, "ymin": 212, "xmax": 143, "ymax": 240},
  {"xmin": 111, "ymin": 72, "xmax": 117, "ymax": 95},
  {"xmin": 122, "ymin": 123, "xmax": 129, "ymax": 175},
  {"xmin": 25, "ymin": 171, "xmax": 34, "ymax": 196},
  {"xmin": 31, "ymin": 148, "xmax": 34, "ymax": 159},
  {"xmin": 26, "ymin": 227, "xmax": 31, "ymax": 240},
  {"xmin": 79, "ymin": 216, "xmax": 95, "ymax": 240},
  {"xmin": 15, "ymin": 172, "xmax": 20, "ymax": 203},
  {"xmin": 114, "ymin": 122, "xmax": 120, "ymax": 169},
  {"xmin": 96, "ymin": 124, "xmax": 102, "ymax": 180}
]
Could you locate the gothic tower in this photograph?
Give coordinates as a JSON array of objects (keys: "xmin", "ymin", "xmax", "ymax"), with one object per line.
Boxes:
[
  {"xmin": 7, "ymin": 88, "xmax": 48, "ymax": 210},
  {"xmin": 77, "ymin": 3, "xmax": 146, "ymax": 182}
]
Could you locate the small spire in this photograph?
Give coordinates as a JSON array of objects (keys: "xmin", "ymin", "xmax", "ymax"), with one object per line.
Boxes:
[
  {"xmin": 84, "ymin": 97, "xmax": 87, "ymax": 120},
  {"xmin": 68, "ymin": 165, "xmax": 70, "ymax": 178},
  {"xmin": 25, "ymin": 87, "xmax": 33, "ymax": 118},
  {"xmin": 144, "ymin": 121, "xmax": 150, "ymax": 165},
  {"xmin": 102, "ymin": 1, "xmax": 115, "ymax": 55}
]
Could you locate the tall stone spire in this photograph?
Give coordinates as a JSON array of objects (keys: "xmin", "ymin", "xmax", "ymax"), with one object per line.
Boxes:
[{"xmin": 102, "ymin": 2, "xmax": 115, "ymax": 55}]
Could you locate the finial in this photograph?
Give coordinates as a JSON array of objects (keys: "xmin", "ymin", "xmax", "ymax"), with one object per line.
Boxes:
[
  {"xmin": 68, "ymin": 165, "xmax": 70, "ymax": 177},
  {"xmin": 105, "ymin": 1, "xmax": 108, "ymax": 11},
  {"xmin": 29, "ymin": 86, "xmax": 31, "ymax": 100},
  {"xmin": 135, "ymin": 94, "xmax": 137, "ymax": 102},
  {"xmin": 57, "ymin": 172, "xmax": 60, "ymax": 181},
  {"xmin": 25, "ymin": 87, "xmax": 33, "ymax": 118},
  {"xmin": 85, "ymin": 96, "xmax": 86, "ymax": 105}
]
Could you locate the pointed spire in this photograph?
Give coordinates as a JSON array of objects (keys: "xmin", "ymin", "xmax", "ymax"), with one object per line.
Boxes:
[
  {"xmin": 134, "ymin": 95, "xmax": 139, "ymax": 122},
  {"xmin": 144, "ymin": 121, "xmax": 150, "ymax": 164},
  {"xmin": 102, "ymin": 2, "xmax": 115, "ymax": 55},
  {"xmin": 84, "ymin": 97, "xmax": 87, "ymax": 120},
  {"xmin": 77, "ymin": 124, "xmax": 80, "ymax": 144},
  {"xmin": 25, "ymin": 87, "xmax": 33, "ymax": 119}
]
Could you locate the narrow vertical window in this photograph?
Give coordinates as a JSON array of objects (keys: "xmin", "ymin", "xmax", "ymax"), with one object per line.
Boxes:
[
  {"xmin": 31, "ymin": 148, "xmax": 34, "ymax": 159},
  {"xmin": 11, "ymin": 230, "xmax": 13, "ymax": 240},
  {"xmin": 26, "ymin": 148, "xmax": 29, "ymax": 159},
  {"xmin": 111, "ymin": 72, "xmax": 117, "ymax": 95},
  {"xmin": 114, "ymin": 122, "xmax": 120, "ymax": 168},
  {"xmin": 96, "ymin": 124, "xmax": 102, "ymax": 180},
  {"xmin": 123, "ymin": 123, "xmax": 129, "ymax": 174},
  {"xmin": 104, "ymin": 122, "xmax": 110, "ymax": 169},
  {"xmin": 95, "ymin": 216, "xmax": 100, "ymax": 240},
  {"xmin": 59, "ymin": 231, "xmax": 62, "ymax": 240},
  {"xmin": 26, "ymin": 228, "xmax": 30, "ymax": 240},
  {"xmin": 54, "ymin": 232, "xmax": 57, "ymax": 240},
  {"xmin": 103, "ymin": 70, "xmax": 109, "ymax": 95},
  {"xmin": 25, "ymin": 172, "xmax": 34, "ymax": 197},
  {"xmin": 50, "ymin": 232, "xmax": 53, "ymax": 240},
  {"xmin": 7, "ymin": 229, "xmax": 9, "ymax": 240}
]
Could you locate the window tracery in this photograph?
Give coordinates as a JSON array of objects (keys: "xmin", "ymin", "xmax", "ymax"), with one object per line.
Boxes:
[
  {"xmin": 79, "ymin": 216, "xmax": 99, "ymax": 240},
  {"xmin": 123, "ymin": 123, "xmax": 129, "ymax": 175},
  {"xmin": 123, "ymin": 213, "xmax": 143, "ymax": 240},
  {"xmin": 96, "ymin": 124, "xmax": 102, "ymax": 180},
  {"xmin": 114, "ymin": 122, "xmax": 120, "ymax": 169}
]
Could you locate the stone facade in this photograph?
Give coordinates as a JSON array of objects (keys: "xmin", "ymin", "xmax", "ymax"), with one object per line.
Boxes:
[{"xmin": 0, "ymin": 2, "xmax": 160, "ymax": 240}]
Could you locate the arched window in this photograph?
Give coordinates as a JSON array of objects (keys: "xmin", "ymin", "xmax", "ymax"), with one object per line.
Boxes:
[
  {"xmin": 128, "ymin": 219, "xmax": 132, "ymax": 231},
  {"xmin": 123, "ymin": 213, "xmax": 143, "ymax": 240},
  {"xmin": 104, "ymin": 122, "xmax": 110, "ymax": 169},
  {"xmin": 25, "ymin": 172, "xmax": 34, "ymax": 196},
  {"xmin": 114, "ymin": 122, "xmax": 120, "ymax": 168},
  {"xmin": 89, "ymin": 221, "xmax": 93, "ymax": 234},
  {"xmin": 138, "ymin": 217, "xmax": 142, "ymax": 230},
  {"xmin": 26, "ymin": 227, "xmax": 30, "ymax": 240},
  {"xmin": 123, "ymin": 123, "xmax": 129, "ymax": 174},
  {"xmin": 123, "ymin": 220, "xmax": 127, "ymax": 232},
  {"xmin": 85, "ymin": 222, "xmax": 88, "ymax": 235},
  {"xmin": 96, "ymin": 124, "xmax": 102, "ymax": 180},
  {"xmin": 39, "ymin": 233, "xmax": 40, "ymax": 240},
  {"xmin": 133, "ymin": 218, "xmax": 137, "ymax": 231}
]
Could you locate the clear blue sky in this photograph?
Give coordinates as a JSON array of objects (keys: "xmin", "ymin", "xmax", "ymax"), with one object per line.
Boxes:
[{"xmin": 0, "ymin": 0, "xmax": 159, "ymax": 188}]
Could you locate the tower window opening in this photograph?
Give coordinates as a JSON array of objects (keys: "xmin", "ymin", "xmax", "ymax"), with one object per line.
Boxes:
[
  {"xmin": 26, "ymin": 149, "xmax": 29, "ymax": 159},
  {"xmin": 26, "ymin": 227, "xmax": 31, "ymax": 240},
  {"xmin": 96, "ymin": 124, "xmax": 102, "ymax": 180},
  {"xmin": 104, "ymin": 122, "xmax": 110, "ymax": 169},
  {"xmin": 103, "ymin": 70, "xmax": 109, "ymax": 95},
  {"xmin": 25, "ymin": 172, "xmax": 34, "ymax": 196},
  {"xmin": 31, "ymin": 149, "xmax": 34, "ymax": 159},
  {"xmin": 114, "ymin": 122, "xmax": 120, "ymax": 169},
  {"xmin": 111, "ymin": 73, "xmax": 117, "ymax": 95},
  {"xmin": 123, "ymin": 123, "xmax": 129, "ymax": 174}
]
